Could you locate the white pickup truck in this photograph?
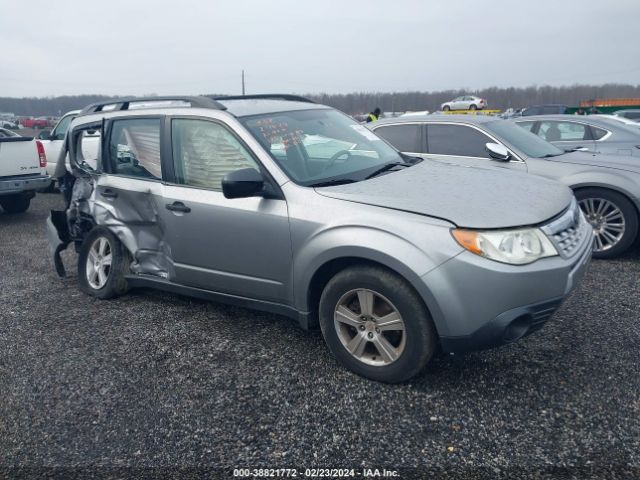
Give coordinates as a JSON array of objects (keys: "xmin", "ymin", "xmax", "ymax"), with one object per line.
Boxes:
[
  {"xmin": 38, "ymin": 110, "xmax": 100, "ymax": 178},
  {"xmin": 0, "ymin": 130, "xmax": 51, "ymax": 213}
]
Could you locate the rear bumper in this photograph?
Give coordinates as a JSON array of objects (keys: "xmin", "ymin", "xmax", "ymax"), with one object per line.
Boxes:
[{"xmin": 0, "ymin": 175, "xmax": 51, "ymax": 194}]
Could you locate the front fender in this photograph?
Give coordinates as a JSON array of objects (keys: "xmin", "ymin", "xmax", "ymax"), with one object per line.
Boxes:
[{"xmin": 292, "ymin": 223, "xmax": 462, "ymax": 324}]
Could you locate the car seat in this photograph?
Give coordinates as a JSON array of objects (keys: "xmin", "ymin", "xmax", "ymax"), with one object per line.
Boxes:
[{"xmin": 544, "ymin": 124, "xmax": 562, "ymax": 142}]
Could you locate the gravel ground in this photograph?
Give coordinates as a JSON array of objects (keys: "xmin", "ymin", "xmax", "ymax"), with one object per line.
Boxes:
[{"xmin": 1, "ymin": 194, "xmax": 639, "ymax": 479}]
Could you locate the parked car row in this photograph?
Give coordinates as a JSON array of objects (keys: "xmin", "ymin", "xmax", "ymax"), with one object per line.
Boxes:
[{"xmin": 514, "ymin": 114, "xmax": 640, "ymax": 157}]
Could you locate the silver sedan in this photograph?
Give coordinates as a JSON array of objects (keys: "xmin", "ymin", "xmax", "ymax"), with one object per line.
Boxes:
[{"xmin": 513, "ymin": 114, "xmax": 640, "ymax": 158}]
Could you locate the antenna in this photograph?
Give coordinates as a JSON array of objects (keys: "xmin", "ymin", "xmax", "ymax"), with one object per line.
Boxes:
[{"xmin": 241, "ymin": 70, "xmax": 246, "ymax": 95}]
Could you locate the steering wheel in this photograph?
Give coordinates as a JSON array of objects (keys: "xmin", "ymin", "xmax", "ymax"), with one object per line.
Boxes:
[{"xmin": 321, "ymin": 149, "xmax": 352, "ymax": 174}]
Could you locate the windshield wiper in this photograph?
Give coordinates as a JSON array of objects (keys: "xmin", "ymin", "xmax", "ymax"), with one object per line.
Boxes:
[
  {"xmin": 541, "ymin": 153, "xmax": 561, "ymax": 158},
  {"xmin": 309, "ymin": 178, "xmax": 357, "ymax": 188},
  {"xmin": 365, "ymin": 161, "xmax": 412, "ymax": 179}
]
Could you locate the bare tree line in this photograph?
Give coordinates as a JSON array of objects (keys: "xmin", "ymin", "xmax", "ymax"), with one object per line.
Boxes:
[{"xmin": 2, "ymin": 84, "xmax": 640, "ymax": 117}]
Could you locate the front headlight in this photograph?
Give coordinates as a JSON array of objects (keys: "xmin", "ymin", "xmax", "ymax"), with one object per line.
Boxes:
[{"xmin": 451, "ymin": 227, "xmax": 558, "ymax": 265}]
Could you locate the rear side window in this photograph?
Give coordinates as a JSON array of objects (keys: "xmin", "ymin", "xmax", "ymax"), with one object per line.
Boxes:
[
  {"xmin": 171, "ymin": 119, "xmax": 259, "ymax": 191},
  {"xmin": 427, "ymin": 124, "xmax": 493, "ymax": 158},
  {"xmin": 72, "ymin": 124, "xmax": 102, "ymax": 173},
  {"xmin": 375, "ymin": 124, "xmax": 421, "ymax": 152},
  {"xmin": 108, "ymin": 118, "xmax": 162, "ymax": 179},
  {"xmin": 538, "ymin": 121, "xmax": 590, "ymax": 142},
  {"xmin": 591, "ymin": 126, "xmax": 609, "ymax": 140}
]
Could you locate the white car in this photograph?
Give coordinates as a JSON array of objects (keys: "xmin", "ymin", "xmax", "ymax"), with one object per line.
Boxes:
[
  {"xmin": 441, "ymin": 95, "xmax": 487, "ymax": 111},
  {"xmin": 0, "ymin": 120, "xmax": 18, "ymax": 129},
  {"xmin": 38, "ymin": 110, "xmax": 100, "ymax": 178}
]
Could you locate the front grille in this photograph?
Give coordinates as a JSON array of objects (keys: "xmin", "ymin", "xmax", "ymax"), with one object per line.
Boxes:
[{"xmin": 541, "ymin": 199, "xmax": 589, "ymax": 258}]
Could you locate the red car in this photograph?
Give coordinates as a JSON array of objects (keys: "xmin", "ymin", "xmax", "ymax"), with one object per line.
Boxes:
[{"xmin": 21, "ymin": 117, "xmax": 51, "ymax": 129}]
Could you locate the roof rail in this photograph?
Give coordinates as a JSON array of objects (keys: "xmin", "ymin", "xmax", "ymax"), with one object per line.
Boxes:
[
  {"xmin": 214, "ymin": 94, "xmax": 315, "ymax": 104},
  {"xmin": 78, "ymin": 96, "xmax": 227, "ymax": 116}
]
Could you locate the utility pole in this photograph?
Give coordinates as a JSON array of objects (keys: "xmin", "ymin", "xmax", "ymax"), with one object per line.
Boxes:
[{"xmin": 242, "ymin": 70, "xmax": 245, "ymax": 96}]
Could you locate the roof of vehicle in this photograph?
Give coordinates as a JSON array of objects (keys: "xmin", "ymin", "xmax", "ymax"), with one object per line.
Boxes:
[
  {"xmin": 75, "ymin": 94, "xmax": 328, "ymax": 120},
  {"xmin": 372, "ymin": 114, "xmax": 498, "ymax": 126}
]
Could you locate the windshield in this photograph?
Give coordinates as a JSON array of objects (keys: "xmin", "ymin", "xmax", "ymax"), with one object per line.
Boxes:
[
  {"xmin": 486, "ymin": 120, "xmax": 565, "ymax": 158},
  {"xmin": 240, "ymin": 109, "xmax": 404, "ymax": 186}
]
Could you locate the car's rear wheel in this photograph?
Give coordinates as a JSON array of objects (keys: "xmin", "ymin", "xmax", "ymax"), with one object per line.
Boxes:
[
  {"xmin": 319, "ymin": 265, "xmax": 437, "ymax": 383},
  {"xmin": 0, "ymin": 193, "xmax": 31, "ymax": 214},
  {"xmin": 469, "ymin": 104, "xmax": 477, "ymax": 110},
  {"xmin": 576, "ymin": 188, "xmax": 638, "ymax": 258},
  {"xmin": 78, "ymin": 227, "xmax": 130, "ymax": 299}
]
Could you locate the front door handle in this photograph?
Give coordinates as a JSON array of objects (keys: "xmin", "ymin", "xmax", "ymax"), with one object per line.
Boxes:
[
  {"xmin": 101, "ymin": 188, "xmax": 118, "ymax": 198},
  {"xmin": 165, "ymin": 201, "xmax": 191, "ymax": 213}
]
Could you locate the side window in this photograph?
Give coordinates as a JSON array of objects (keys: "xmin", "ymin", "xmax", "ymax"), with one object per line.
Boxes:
[
  {"xmin": 375, "ymin": 125, "xmax": 421, "ymax": 152},
  {"xmin": 516, "ymin": 121, "xmax": 536, "ymax": 132},
  {"xmin": 171, "ymin": 119, "xmax": 259, "ymax": 191},
  {"xmin": 108, "ymin": 118, "xmax": 162, "ymax": 179},
  {"xmin": 591, "ymin": 126, "xmax": 609, "ymax": 140},
  {"xmin": 73, "ymin": 125, "xmax": 103, "ymax": 173},
  {"xmin": 539, "ymin": 121, "xmax": 589, "ymax": 142},
  {"xmin": 52, "ymin": 114, "xmax": 74, "ymax": 140},
  {"xmin": 427, "ymin": 124, "xmax": 494, "ymax": 158}
]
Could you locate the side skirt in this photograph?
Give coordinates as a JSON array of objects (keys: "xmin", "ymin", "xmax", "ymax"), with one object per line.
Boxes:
[{"xmin": 124, "ymin": 274, "xmax": 312, "ymax": 329}]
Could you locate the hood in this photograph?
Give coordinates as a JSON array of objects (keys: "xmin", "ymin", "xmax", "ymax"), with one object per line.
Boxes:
[
  {"xmin": 315, "ymin": 160, "xmax": 573, "ymax": 229},
  {"xmin": 555, "ymin": 150, "xmax": 640, "ymax": 173}
]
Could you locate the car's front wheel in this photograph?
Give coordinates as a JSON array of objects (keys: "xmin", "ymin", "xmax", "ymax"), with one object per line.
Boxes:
[
  {"xmin": 319, "ymin": 265, "xmax": 437, "ymax": 383},
  {"xmin": 576, "ymin": 188, "xmax": 638, "ymax": 258},
  {"xmin": 442, "ymin": 105, "xmax": 450, "ymax": 111},
  {"xmin": 78, "ymin": 227, "xmax": 130, "ymax": 299}
]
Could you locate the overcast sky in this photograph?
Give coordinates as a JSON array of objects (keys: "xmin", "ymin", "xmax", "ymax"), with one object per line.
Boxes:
[{"xmin": 1, "ymin": 0, "xmax": 639, "ymax": 98}]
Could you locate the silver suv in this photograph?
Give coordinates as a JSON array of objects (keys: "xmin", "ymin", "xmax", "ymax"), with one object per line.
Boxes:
[{"xmin": 48, "ymin": 95, "xmax": 593, "ymax": 383}]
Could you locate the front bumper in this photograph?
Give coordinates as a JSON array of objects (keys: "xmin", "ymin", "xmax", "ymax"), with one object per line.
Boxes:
[
  {"xmin": 0, "ymin": 174, "xmax": 51, "ymax": 194},
  {"xmin": 421, "ymin": 231, "xmax": 593, "ymax": 353}
]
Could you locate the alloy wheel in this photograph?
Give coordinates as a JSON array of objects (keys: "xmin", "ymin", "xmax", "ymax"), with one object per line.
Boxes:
[
  {"xmin": 579, "ymin": 197, "xmax": 626, "ymax": 252},
  {"xmin": 86, "ymin": 237, "xmax": 112, "ymax": 289},
  {"xmin": 334, "ymin": 289, "xmax": 406, "ymax": 366}
]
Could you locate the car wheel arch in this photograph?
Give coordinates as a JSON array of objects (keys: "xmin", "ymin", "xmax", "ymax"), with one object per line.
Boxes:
[
  {"xmin": 301, "ymin": 254, "xmax": 445, "ymax": 337},
  {"xmin": 571, "ymin": 184, "xmax": 640, "ymax": 214}
]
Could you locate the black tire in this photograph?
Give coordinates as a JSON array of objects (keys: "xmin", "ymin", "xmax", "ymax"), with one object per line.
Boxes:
[
  {"xmin": 469, "ymin": 104, "xmax": 477, "ymax": 110},
  {"xmin": 575, "ymin": 188, "xmax": 638, "ymax": 259},
  {"xmin": 0, "ymin": 194, "xmax": 31, "ymax": 214},
  {"xmin": 319, "ymin": 265, "xmax": 437, "ymax": 383},
  {"xmin": 78, "ymin": 227, "xmax": 130, "ymax": 299},
  {"xmin": 443, "ymin": 105, "xmax": 450, "ymax": 111}
]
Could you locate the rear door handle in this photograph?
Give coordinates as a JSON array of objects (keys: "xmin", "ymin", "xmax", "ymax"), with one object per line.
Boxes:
[
  {"xmin": 165, "ymin": 201, "xmax": 191, "ymax": 213},
  {"xmin": 101, "ymin": 188, "xmax": 118, "ymax": 198}
]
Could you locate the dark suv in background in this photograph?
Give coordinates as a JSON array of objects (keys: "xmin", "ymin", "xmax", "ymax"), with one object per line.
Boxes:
[{"xmin": 521, "ymin": 105, "xmax": 570, "ymax": 116}]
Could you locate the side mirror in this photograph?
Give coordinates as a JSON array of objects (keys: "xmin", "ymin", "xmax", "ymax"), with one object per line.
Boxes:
[
  {"xmin": 38, "ymin": 130, "xmax": 52, "ymax": 140},
  {"xmin": 222, "ymin": 168, "xmax": 264, "ymax": 199},
  {"xmin": 486, "ymin": 142, "xmax": 511, "ymax": 161}
]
